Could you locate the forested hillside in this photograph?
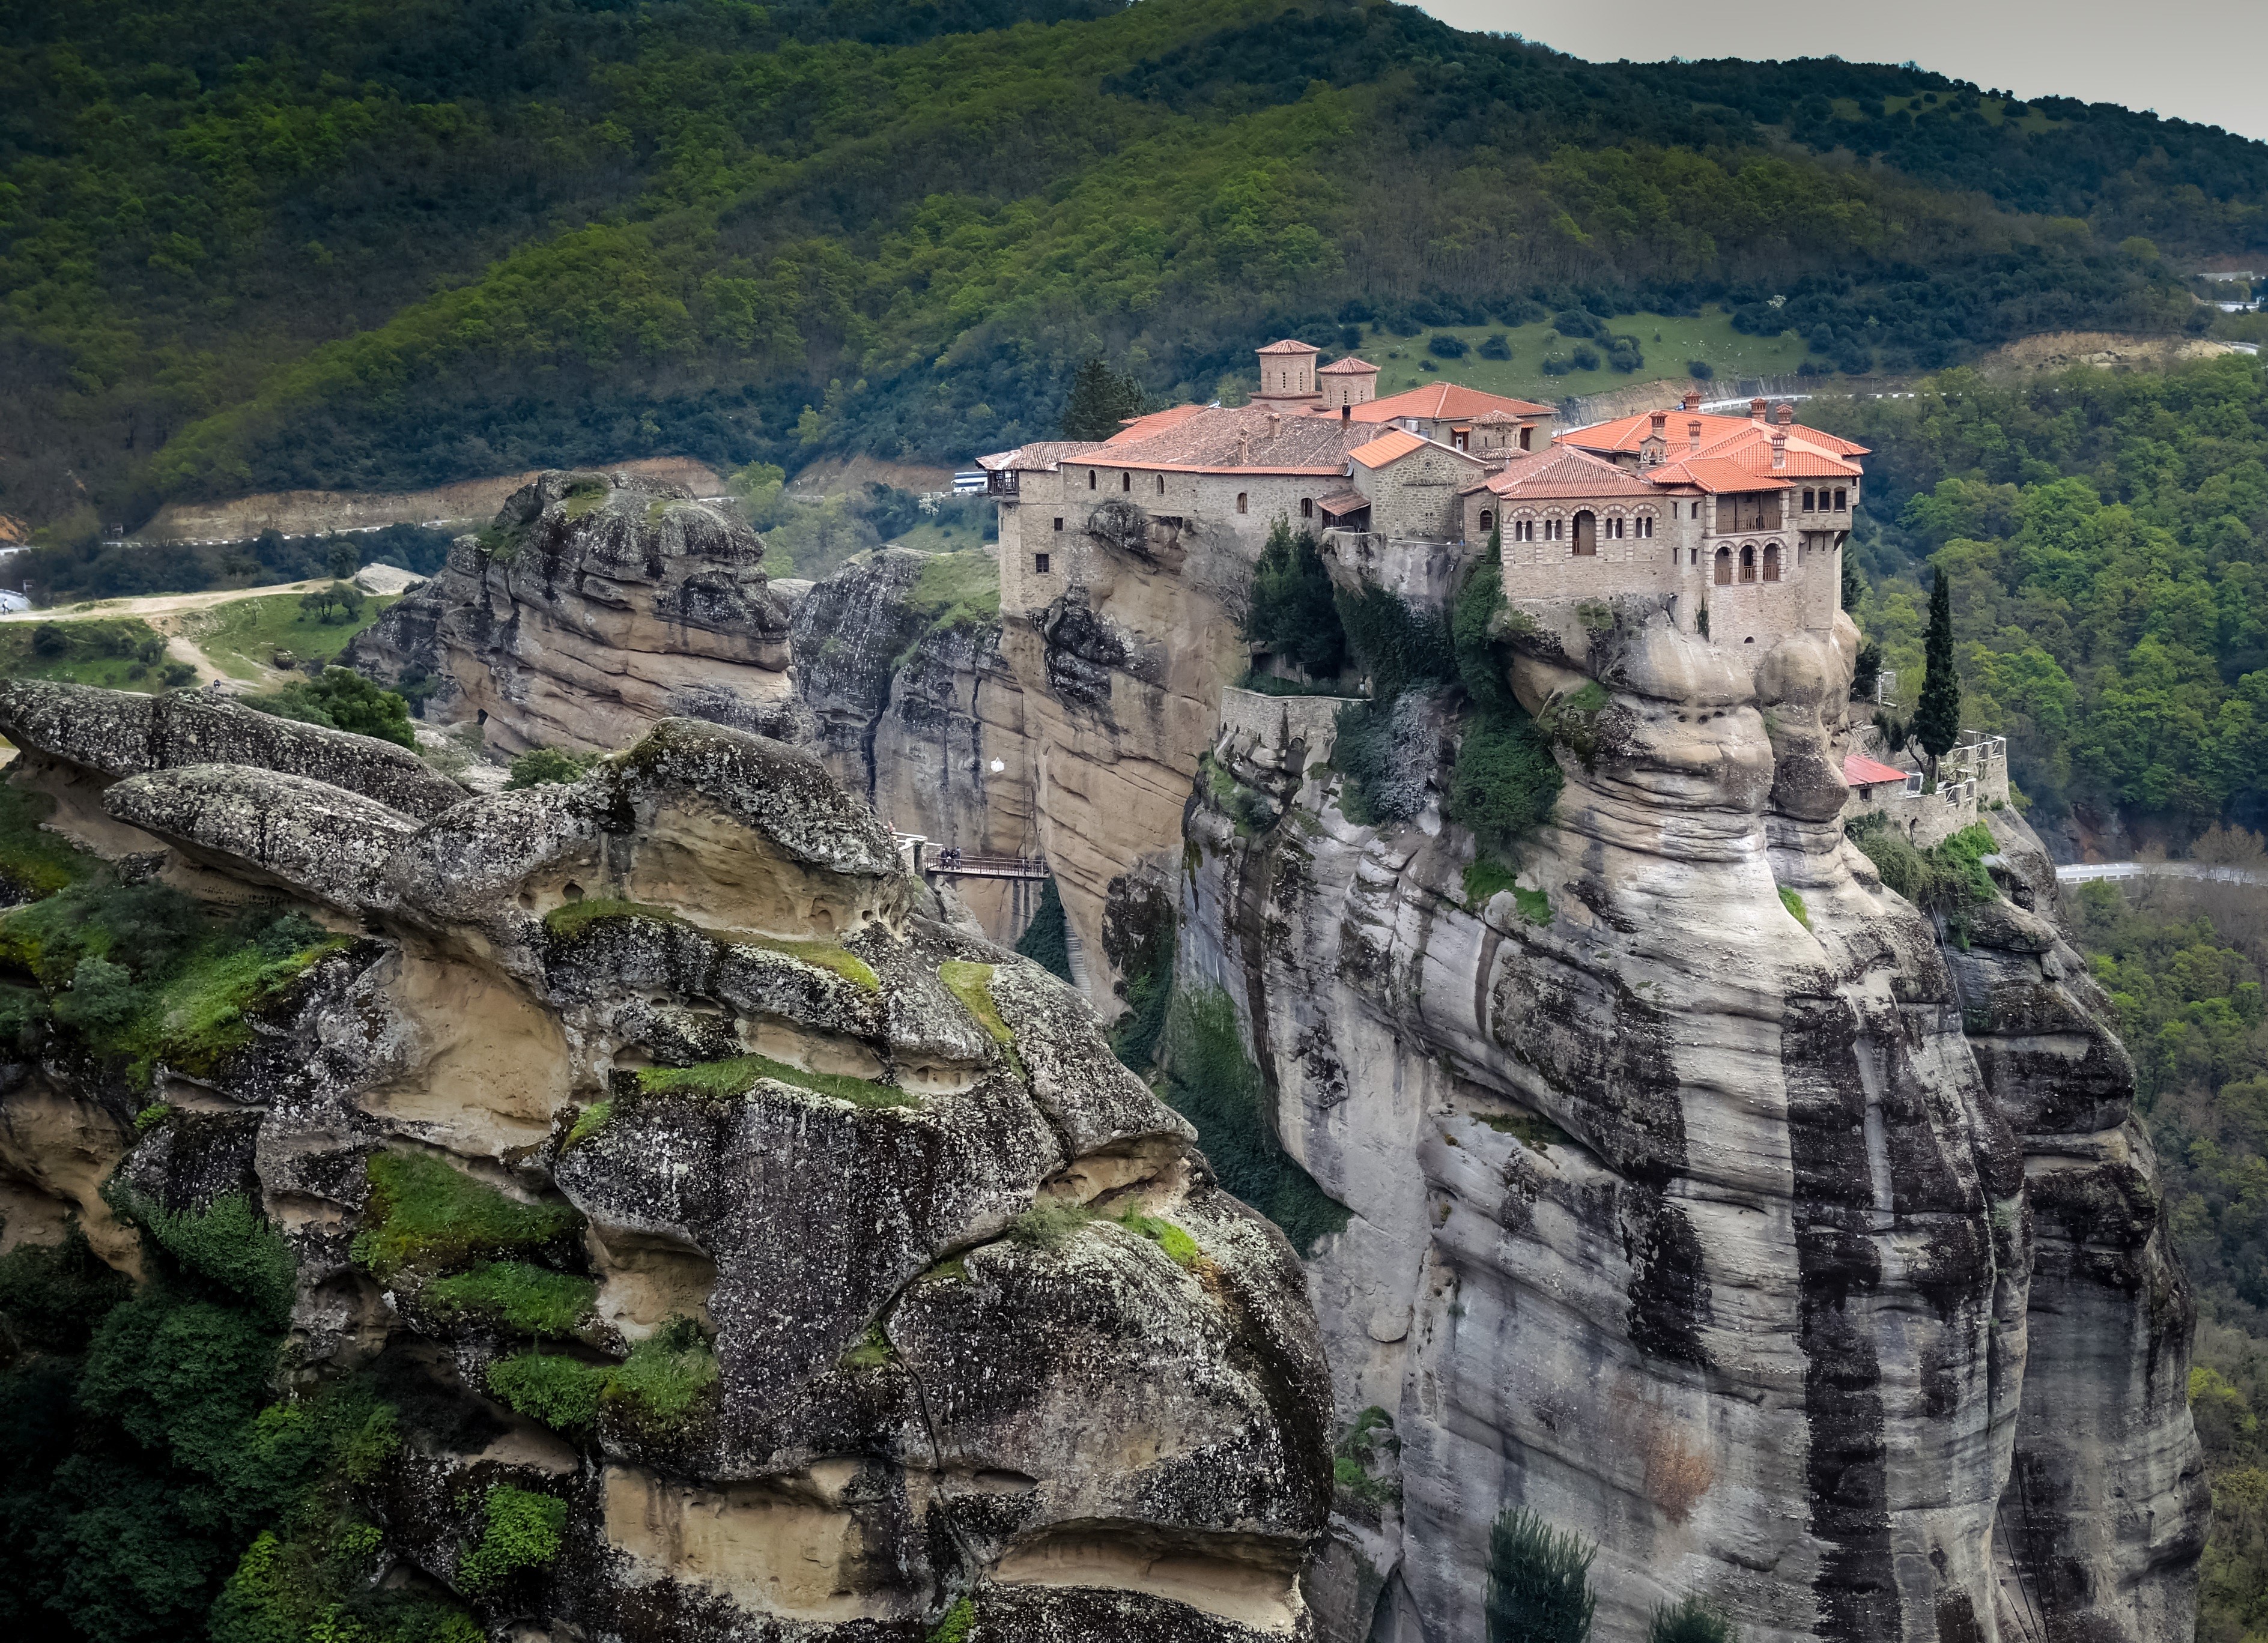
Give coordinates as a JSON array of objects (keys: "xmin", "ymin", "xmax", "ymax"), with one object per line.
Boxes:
[
  {"xmin": 1810, "ymin": 355, "xmax": 2268, "ymax": 837},
  {"xmin": 5, "ymin": 0, "xmax": 2267, "ymax": 540}
]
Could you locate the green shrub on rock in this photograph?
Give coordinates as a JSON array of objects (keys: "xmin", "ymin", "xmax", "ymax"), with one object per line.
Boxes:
[
  {"xmin": 1485, "ymin": 1507, "xmax": 1596, "ymax": 1643},
  {"xmin": 350, "ymin": 1152, "xmax": 580, "ymax": 1282}
]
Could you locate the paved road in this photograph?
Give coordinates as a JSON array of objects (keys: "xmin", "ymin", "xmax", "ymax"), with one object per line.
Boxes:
[{"xmin": 2057, "ymin": 861, "xmax": 2268, "ymax": 887}]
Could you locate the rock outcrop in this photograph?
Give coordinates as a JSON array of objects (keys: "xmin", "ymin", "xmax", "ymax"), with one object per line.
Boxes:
[
  {"xmin": 791, "ymin": 549, "xmax": 1039, "ymax": 943},
  {"xmin": 0, "ymin": 695, "xmax": 1334, "ymax": 1639},
  {"xmin": 346, "ymin": 469, "xmax": 804, "ymax": 756},
  {"xmin": 1178, "ymin": 598, "xmax": 2204, "ymax": 1642}
]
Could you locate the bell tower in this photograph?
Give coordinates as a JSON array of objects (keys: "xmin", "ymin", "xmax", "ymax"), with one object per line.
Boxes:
[{"xmin": 1253, "ymin": 338, "xmax": 1323, "ymax": 405}]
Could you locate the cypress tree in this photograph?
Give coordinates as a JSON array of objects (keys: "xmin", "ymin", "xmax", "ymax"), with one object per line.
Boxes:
[
  {"xmin": 1060, "ymin": 358, "xmax": 1147, "ymax": 440},
  {"xmin": 1914, "ymin": 563, "xmax": 1961, "ymax": 781}
]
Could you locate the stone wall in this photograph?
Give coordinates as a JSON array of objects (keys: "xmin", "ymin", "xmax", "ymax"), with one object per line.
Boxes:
[
  {"xmin": 1353, "ymin": 444, "xmax": 1484, "ymax": 540},
  {"xmin": 1215, "ymin": 686, "xmax": 1360, "ymax": 814}
]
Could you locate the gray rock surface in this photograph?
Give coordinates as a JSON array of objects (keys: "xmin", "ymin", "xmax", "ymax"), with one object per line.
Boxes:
[
  {"xmin": 0, "ymin": 712, "xmax": 1332, "ymax": 1641},
  {"xmin": 103, "ymin": 763, "xmax": 421, "ymax": 912},
  {"xmin": 1177, "ymin": 602, "xmax": 2203, "ymax": 1642},
  {"xmin": 346, "ymin": 468, "xmax": 805, "ymax": 757},
  {"xmin": 790, "ymin": 549, "xmax": 1038, "ymax": 944},
  {"xmin": 0, "ymin": 678, "xmax": 465, "ymax": 816}
]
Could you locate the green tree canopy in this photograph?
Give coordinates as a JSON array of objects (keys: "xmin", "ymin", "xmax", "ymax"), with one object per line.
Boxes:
[{"xmin": 1060, "ymin": 357, "xmax": 1151, "ymax": 442}]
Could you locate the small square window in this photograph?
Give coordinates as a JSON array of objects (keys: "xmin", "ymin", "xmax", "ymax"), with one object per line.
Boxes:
[
  {"xmin": 1034, "ymin": 553, "xmax": 1051, "ymax": 575},
  {"xmin": 1052, "ymin": 518, "xmax": 1063, "ymax": 531}
]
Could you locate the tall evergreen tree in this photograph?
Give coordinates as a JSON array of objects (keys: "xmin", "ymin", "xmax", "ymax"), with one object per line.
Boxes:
[
  {"xmin": 1060, "ymin": 357, "xmax": 1147, "ymax": 440},
  {"xmin": 1914, "ymin": 563, "xmax": 1962, "ymax": 781}
]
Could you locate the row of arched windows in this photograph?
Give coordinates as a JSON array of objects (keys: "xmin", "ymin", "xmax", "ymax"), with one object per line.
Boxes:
[{"xmin": 1704, "ymin": 542, "xmax": 1781, "ymax": 584}]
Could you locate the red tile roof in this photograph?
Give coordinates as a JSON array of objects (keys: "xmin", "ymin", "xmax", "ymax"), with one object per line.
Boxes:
[
  {"xmin": 1481, "ymin": 446, "xmax": 1658, "ymax": 500},
  {"xmin": 1644, "ymin": 456, "xmax": 1795, "ymax": 494},
  {"xmin": 1256, "ymin": 337, "xmax": 1322, "ymax": 355},
  {"xmin": 1317, "ymin": 356, "xmax": 1380, "ymax": 375},
  {"xmin": 1562, "ymin": 407, "xmax": 1869, "ymax": 459},
  {"xmin": 1347, "ymin": 429, "xmax": 1427, "ymax": 469},
  {"xmin": 1317, "ymin": 489, "xmax": 1369, "ymax": 516},
  {"xmin": 1082, "ymin": 405, "xmax": 1375, "ymax": 474},
  {"xmin": 976, "ymin": 440, "xmax": 1104, "ymax": 473},
  {"xmin": 1843, "ymin": 753, "xmax": 1909, "ymax": 787},
  {"xmin": 1707, "ymin": 441, "xmax": 1861, "ymax": 479},
  {"xmin": 1108, "ymin": 403, "xmax": 1208, "ymax": 443},
  {"xmin": 1351, "ymin": 383, "xmax": 1555, "ymax": 423}
]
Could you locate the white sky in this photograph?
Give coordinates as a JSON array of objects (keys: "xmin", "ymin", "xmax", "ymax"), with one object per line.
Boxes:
[{"xmin": 1416, "ymin": 1, "xmax": 2268, "ymax": 143}]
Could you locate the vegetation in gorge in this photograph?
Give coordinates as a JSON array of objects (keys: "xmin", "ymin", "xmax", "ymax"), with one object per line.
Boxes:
[
  {"xmin": 1810, "ymin": 354, "xmax": 2268, "ymax": 834},
  {"xmin": 1245, "ymin": 521, "xmax": 1348, "ymax": 685},
  {"xmin": 1155, "ymin": 984, "xmax": 1347, "ymax": 1254},
  {"xmin": 1013, "ymin": 876, "xmax": 1074, "ymax": 984},
  {"xmin": 0, "ymin": 1190, "xmax": 473, "ymax": 1643},
  {"xmin": 6, "ymin": 0, "xmax": 2260, "ymax": 545},
  {"xmin": 2065, "ymin": 860, "xmax": 2268, "ymax": 1642}
]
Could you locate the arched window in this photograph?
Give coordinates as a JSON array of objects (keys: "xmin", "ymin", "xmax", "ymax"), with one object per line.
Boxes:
[
  {"xmin": 1714, "ymin": 546, "xmax": 1732, "ymax": 585},
  {"xmin": 1763, "ymin": 543, "xmax": 1781, "ymax": 582},
  {"xmin": 1156, "ymin": 474, "xmax": 1166, "ymax": 495},
  {"xmin": 1301, "ymin": 497, "xmax": 1314, "ymax": 519},
  {"xmin": 1572, "ymin": 510, "xmax": 1596, "ymax": 556},
  {"xmin": 1088, "ymin": 470, "xmax": 1097, "ymax": 491},
  {"xmin": 1121, "ymin": 471, "xmax": 1130, "ymax": 492},
  {"xmin": 1739, "ymin": 545, "xmax": 1756, "ymax": 582},
  {"xmin": 1479, "ymin": 510, "xmax": 1495, "ymax": 532},
  {"xmin": 1236, "ymin": 492, "xmax": 1248, "ymax": 515}
]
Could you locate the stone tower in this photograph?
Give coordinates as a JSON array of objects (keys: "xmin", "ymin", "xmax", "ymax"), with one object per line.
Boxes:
[
  {"xmin": 1254, "ymin": 338, "xmax": 1323, "ymax": 405},
  {"xmin": 1318, "ymin": 354, "xmax": 1380, "ymax": 411}
]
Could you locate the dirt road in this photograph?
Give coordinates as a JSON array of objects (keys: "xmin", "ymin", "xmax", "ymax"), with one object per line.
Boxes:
[{"xmin": 0, "ymin": 579, "xmax": 334, "ymax": 688}]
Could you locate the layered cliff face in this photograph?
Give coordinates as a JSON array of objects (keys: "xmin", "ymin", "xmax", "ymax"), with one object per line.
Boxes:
[
  {"xmin": 0, "ymin": 686, "xmax": 1333, "ymax": 1639},
  {"xmin": 1180, "ymin": 601, "xmax": 2203, "ymax": 1642},
  {"xmin": 998, "ymin": 514, "xmax": 1255, "ymax": 1016},
  {"xmin": 790, "ymin": 551, "xmax": 1038, "ymax": 944},
  {"xmin": 347, "ymin": 470, "xmax": 804, "ymax": 756}
]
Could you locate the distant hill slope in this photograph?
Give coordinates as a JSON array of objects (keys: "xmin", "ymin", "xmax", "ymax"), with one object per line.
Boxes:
[{"xmin": 4, "ymin": 0, "xmax": 2266, "ymax": 536}]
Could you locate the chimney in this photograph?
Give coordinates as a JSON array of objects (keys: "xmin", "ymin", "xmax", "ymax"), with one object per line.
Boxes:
[
  {"xmin": 1681, "ymin": 389, "xmax": 1702, "ymax": 412},
  {"xmin": 1771, "ymin": 427, "xmax": 1787, "ymax": 471},
  {"xmin": 1341, "ymin": 402, "xmax": 1350, "ymax": 420},
  {"xmin": 1687, "ymin": 418, "xmax": 1702, "ymax": 453},
  {"xmin": 1775, "ymin": 404, "xmax": 1794, "ymax": 426},
  {"xmin": 1266, "ymin": 411, "xmax": 1281, "ymax": 440},
  {"xmin": 1750, "ymin": 397, "xmax": 1768, "ymax": 423},
  {"xmin": 1640, "ymin": 409, "xmax": 1668, "ymax": 468}
]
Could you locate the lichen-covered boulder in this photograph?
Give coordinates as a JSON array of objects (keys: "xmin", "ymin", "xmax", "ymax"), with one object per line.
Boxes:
[
  {"xmin": 0, "ymin": 709, "xmax": 1333, "ymax": 1642},
  {"xmin": 103, "ymin": 764, "xmax": 421, "ymax": 912},
  {"xmin": 0, "ymin": 679, "xmax": 467, "ymax": 816}
]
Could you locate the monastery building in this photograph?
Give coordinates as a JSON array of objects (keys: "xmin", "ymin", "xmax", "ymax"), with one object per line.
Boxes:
[{"xmin": 980, "ymin": 339, "xmax": 1865, "ymax": 652}]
